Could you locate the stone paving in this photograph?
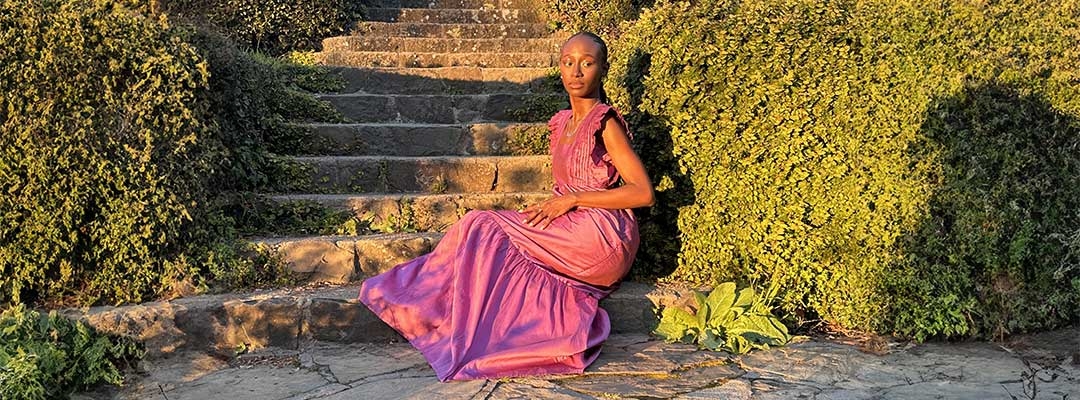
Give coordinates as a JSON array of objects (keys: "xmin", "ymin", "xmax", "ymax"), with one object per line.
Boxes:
[{"xmin": 78, "ymin": 327, "xmax": 1079, "ymax": 400}]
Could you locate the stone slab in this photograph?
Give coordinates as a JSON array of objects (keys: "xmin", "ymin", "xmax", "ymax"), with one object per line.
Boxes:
[
  {"xmin": 77, "ymin": 327, "xmax": 1080, "ymax": 400},
  {"xmin": 316, "ymin": 50, "xmax": 558, "ymax": 68},
  {"xmin": 365, "ymin": 7, "xmax": 542, "ymax": 24},
  {"xmin": 290, "ymin": 155, "xmax": 552, "ymax": 194},
  {"xmin": 359, "ymin": 0, "xmax": 536, "ymax": 9},
  {"xmin": 299, "ymin": 122, "xmax": 549, "ymax": 156},
  {"xmin": 328, "ymin": 66, "xmax": 557, "ymax": 95},
  {"xmin": 324, "ymin": 36, "xmax": 561, "ymax": 54},
  {"xmin": 254, "ymin": 233, "xmax": 441, "ymax": 282},
  {"xmin": 271, "ymin": 192, "xmax": 550, "ymax": 233},
  {"xmin": 351, "ymin": 22, "xmax": 556, "ymax": 39},
  {"xmin": 67, "ymin": 281, "xmax": 668, "ymax": 358},
  {"xmin": 319, "ymin": 93, "xmax": 564, "ymax": 124}
]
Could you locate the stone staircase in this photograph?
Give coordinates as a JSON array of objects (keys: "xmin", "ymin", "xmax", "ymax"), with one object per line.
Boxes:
[
  {"xmin": 67, "ymin": 0, "xmax": 687, "ymax": 359},
  {"xmin": 256, "ymin": 0, "xmax": 568, "ymax": 285}
]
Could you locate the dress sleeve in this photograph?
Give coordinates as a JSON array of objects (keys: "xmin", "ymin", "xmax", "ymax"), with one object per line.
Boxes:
[{"xmin": 588, "ymin": 106, "xmax": 632, "ymax": 163}]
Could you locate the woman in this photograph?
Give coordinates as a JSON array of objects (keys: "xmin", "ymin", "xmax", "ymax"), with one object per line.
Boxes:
[{"xmin": 358, "ymin": 32, "xmax": 655, "ymax": 381}]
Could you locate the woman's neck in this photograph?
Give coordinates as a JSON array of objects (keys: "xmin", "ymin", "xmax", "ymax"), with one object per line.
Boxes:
[{"xmin": 568, "ymin": 97, "xmax": 602, "ymax": 123}]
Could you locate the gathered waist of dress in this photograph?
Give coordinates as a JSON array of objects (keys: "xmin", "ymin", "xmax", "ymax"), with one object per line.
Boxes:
[{"xmin": 533, "ymin": 262, "xmax": 615, "ymax": 299}]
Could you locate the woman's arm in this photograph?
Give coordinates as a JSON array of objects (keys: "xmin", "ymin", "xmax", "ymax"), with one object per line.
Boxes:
[{"xmin": 522, "ymin": 116, "xmax": 655, "ymax": 228}]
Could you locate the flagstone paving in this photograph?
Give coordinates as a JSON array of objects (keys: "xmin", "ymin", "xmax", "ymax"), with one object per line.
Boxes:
[{"xmin": 77, "ymin": 327, "xmax": 1079, "ymax": 400}]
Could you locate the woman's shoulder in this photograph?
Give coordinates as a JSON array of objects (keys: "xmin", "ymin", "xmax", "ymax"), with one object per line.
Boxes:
[
  {"xmin": 547, "ymin": 109, "xmax": 573, "ymax": 132},
  {"xmin": 588, "ymin": 104, "xmax": 630, "ymax": 138}
]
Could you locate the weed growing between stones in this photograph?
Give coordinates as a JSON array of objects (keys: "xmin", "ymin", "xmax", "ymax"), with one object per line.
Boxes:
[
  {"xmin": 508, "ymin": 95, "xmax": 570, "ymax": 122},
  {"xmin": 203, "ymin": 242, "xmax": 299, "ymax": 291},
  {"xmin": 507, "ymin": 125, "xmax": 551, "ymax": 156},
  {"xmin": 426, "ymin": 174, "xmax": 450, "ymax": 194},
  {"xmin": 233, "ymin": 198, "xmax": 359, "ymax": 237},
  {"xmin": 370, "ymin": 198, "xmax": 419, "ymax": 234}
]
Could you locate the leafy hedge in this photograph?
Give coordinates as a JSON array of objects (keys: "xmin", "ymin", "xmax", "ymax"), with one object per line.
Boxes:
[
  {"xmin": 610, "ymin": 0, "xmax": 1080, "ymax": 339},
  {"xmin": 148, "ymin": 0, "xmax": 362, "ymax": 55},
  {"xmin": 0, "ymin": 0, "xmax": 341, "ymax": 306},
  {"xmin": 540, "ymin": 0, "xmax": 651, "ymax": 35},
  {"xmin": 0, "ymin": 306, "xmax": 141, "ymax": 400},
  {"xmin": 0, "ymin": 0, "xmax": 211, "ymax": 306}
]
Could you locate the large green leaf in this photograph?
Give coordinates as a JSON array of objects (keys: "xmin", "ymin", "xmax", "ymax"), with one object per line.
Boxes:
[
  {"xmin": 655, "ymin": 281, "xmax": 793, "ymax": 354},
  {"xmin": 693, "ymin": 290, "xmax": 710, "ymax": 329},
  {"xmin": 733, "ymin": 287, "xmax": 756, "ymax": 311},
  {"xmin": 700, "ymin": 328, "xmax": 724, "ymax": 351},
  {"xmin": 654, "ymin": 307, "xmax": 699, "ymax": 343},
  {"xmin": 705, "ymin": 282, "xmax": 736, "ymax": 327},
  {"xmin": 726, "ymin": 335, "xmax": 750, "ymax": 354}
]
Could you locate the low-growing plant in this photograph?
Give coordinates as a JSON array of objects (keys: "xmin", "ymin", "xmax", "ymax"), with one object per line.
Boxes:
[
  {"xmin": 507, "ymin": 96, "xmax": 569, "ymax": 122},
  {"xmin": 141, "ymin": 0, "xmax": 363, "ymax": 55},
  {"xmin": 654, "ymin": 282, "xmax": 791, "ymax": 354},
  {"xmin": 231, "ymin": 197, "xmax": 354, "ymax": 236},
  {"xmin": 0, "ymin": 305, "xmax": 143, "ymax": 400},
  {"xmin": 370, "ymin": 198, "xmax": 419, "ymax": 234},
  {"xmin": 202, "ymin": 242, "xmax": 298, "ymax": 290},
  {"xmin": 507, "ymin": 125, "xmax": 551, "ymax": 156}
]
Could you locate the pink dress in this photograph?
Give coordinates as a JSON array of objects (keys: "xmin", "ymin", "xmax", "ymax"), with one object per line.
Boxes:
[{"xmin": 358, "ymin": 104, "xmax": 639, "ymax": 381}]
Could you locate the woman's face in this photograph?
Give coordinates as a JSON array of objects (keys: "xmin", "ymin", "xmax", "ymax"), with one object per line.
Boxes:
[{"xmin": 559, "ymin": 36, "xmax": 606, "ymax": 99}]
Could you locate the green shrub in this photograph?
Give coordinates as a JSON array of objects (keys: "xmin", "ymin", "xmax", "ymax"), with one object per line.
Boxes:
[
  {"xmin": 0, "ymin": 305, "xmax": 142, "ymax": 400},
  {"xmin": 0, "ymin": 0, "xmax": 344, "ymax": 306},
  {"xmin": 185, "ymin": 28, "xmax": 343, "ymax": 193},
  {"xmin": 541, "ymin": 0, "xmax": 651, "ymax": 35},
  {"xmin": 231, "ymin": 196, "xmax": 358, "ymax": 237},
  {"xmin": 609, "ymin": 0, "xmax": 1080, "ymax": 339},
  {"xmin": 0, "ymin": 0, "xmax": 211, "ymax": 305},
  {"xmin": 153, "ymin": 0, "xmax": 362, "ymax": 55}
]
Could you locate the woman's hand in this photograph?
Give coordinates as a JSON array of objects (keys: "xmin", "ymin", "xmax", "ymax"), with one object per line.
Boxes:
[{"xmin": 520, "ymin": 193, "xmax": 579, "ymax": 229}]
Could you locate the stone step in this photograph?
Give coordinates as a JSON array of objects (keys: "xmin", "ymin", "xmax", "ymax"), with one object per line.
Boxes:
[
  {"xmin": 323, "ymin": 36, "xmax": 561, "ymax": 53},
  {"xmin": 315, "ymin": 50, "xmax": 558, "ymax": 68},
  {"xmin": 329, "ymin": 67, "xmax": 557, "ymax": 95},
  {"xmin": 319, "ymin": 93, "xmax": 566, "ymax": 123},
  {"xmin": 352, "ymin": 22, "xmax": 555, "ymax": 39},
  {"xmin": 255, "ymin": 233, "xmax": 443, "ymax": 284},
  {"xmin": 365, "ymin": 7, "xmax": 542, "ymax": 24},
  {"xmin": 289, "ymin": 155, "xmax": 552, "ymax": 194},
  {"xmin": 65, "ymin": 281, "xmax": 678, "ymax": 359},
  {"xmin": 300, "ymin": 122, "xmax": 549, "ymax": 156},
  {"xmin": 360, "ymin": 0, "xmax": 534, "ymax": 9},
  {"xmin": 271, "ymin": 192, "xmax": 551, "ymax": 233}
]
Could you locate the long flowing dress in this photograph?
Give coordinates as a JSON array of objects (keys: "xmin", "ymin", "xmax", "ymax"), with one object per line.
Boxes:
[{"xmin": 358, "ymin": 103, "xmax": 639, "ymax": 381}]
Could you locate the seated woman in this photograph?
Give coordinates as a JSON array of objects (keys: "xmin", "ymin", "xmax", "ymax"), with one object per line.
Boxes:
[{"xmin": 358, "ymin": 31, "xmax": 655, "ymax": 381}]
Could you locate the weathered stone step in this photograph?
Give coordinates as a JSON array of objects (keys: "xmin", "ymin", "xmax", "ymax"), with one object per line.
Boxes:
[
  {"xmin": 289, "ymin": 155, "xmax": 552, "ymax": 194},
  {"xmin": 271, "ymin": 192, "xmax": 551, "ymax": 233},
  {"xmin": 329, "ymin": 67, "xmax": 556, "ymax": 95},
  {"xmin": 300, "ymin": 122, "xmax": 549, "ymax": 156},
  {"xmin": 255, "ymin": 233, "xmax": 442, "ymax": 284},
  {"xmin": 365, "ymin": 7, "xmax": 542, "ymax": 24},
  {"xmin": 352, "ymin": 22, "xmax": 555, "ymax": 39},
  {"xmin": 360, "ymin": 0, "xmax": 532, "ymax": 9},
  {"xmin": 316, "ymin": 50, "xmax": 557, "ymax": 68},
  {"xmin": 319, "ymin": 93, "xmax": 565, "ymax": 123},
  {"xmin": 323, "ymin": 36, "xmax": 561, "ymax": 53},
  {"xmin": 65, "ymin": 281, "xmax": 674, "ymax": 359}
]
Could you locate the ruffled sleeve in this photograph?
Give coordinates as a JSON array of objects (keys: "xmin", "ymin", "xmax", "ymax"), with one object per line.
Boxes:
[{"xmin": 583, "ymin": 106, "xmax": 632, "ymax": 163}]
